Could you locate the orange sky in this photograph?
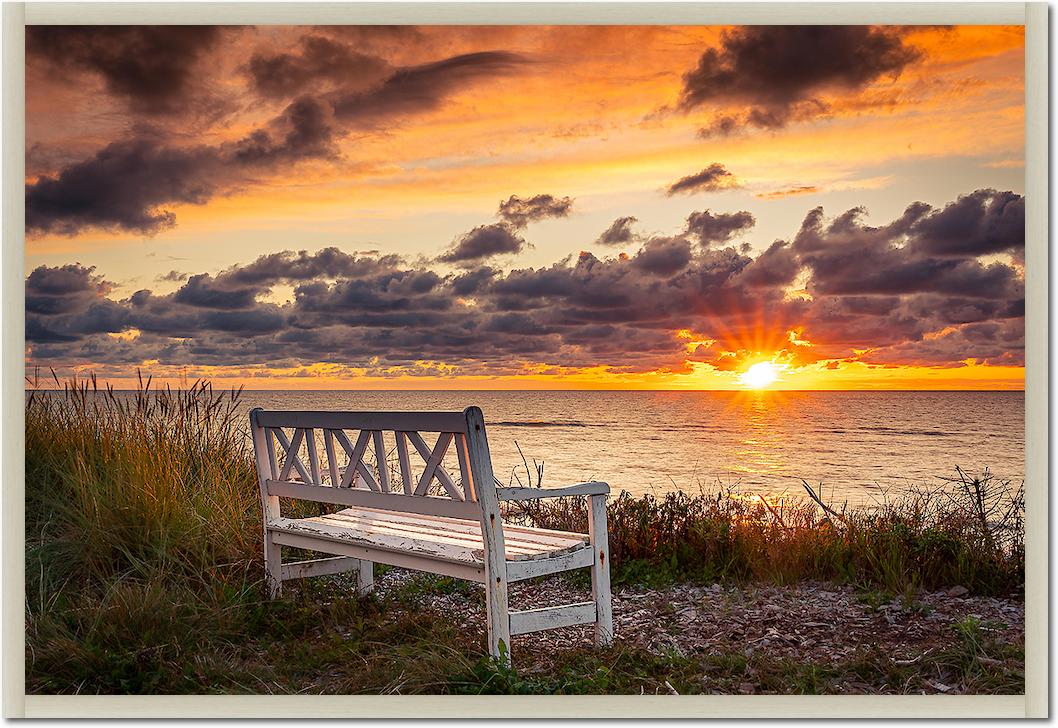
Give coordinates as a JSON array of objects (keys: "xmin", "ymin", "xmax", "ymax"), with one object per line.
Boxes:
[{"xmin": 24, "ymin": 25, "xmax": 1025, "ymax": 390}]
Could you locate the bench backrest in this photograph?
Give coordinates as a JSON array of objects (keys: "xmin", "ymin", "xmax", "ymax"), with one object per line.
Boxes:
[{"xmin": 248, "ymin": 406, "xmax": 499, "ymax": 522}]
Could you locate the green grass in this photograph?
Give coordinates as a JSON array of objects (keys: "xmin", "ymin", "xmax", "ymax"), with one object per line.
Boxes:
[{"xmin": 25, "ymin": 373, "xmax": 1024, "ymax": 694}]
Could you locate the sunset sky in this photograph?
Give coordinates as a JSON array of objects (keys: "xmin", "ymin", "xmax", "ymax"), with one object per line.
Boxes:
[{"xmin": 24, "ymin": 25, "xmax": 1025, "ymax": 390}]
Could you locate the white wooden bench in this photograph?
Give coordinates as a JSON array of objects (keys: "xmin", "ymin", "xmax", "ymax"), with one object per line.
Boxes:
[{"xmin": 249, "ymin": 406, "xmax": 613, "ymax": 663}]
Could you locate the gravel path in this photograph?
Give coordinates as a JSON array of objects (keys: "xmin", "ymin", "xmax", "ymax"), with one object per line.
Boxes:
[{"xmin": 375, "ymin": 568, "xmax": 1024, "ymax": 691}]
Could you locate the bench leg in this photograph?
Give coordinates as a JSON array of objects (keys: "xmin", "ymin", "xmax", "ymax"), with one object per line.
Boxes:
[
  {"xmin": 484, "ymin": 565, "xmax": 511, "ymax": 664},
  {"xmin": 264, "ymin": 531, "xmax": 283, "ymax": 599},
  {"xmin": 588, "ymin": 494, "xmax": 613, "ymax": 647},
  {"xmin": 354, "ymin": 559, "xmax": 374, "ymax": 596}
]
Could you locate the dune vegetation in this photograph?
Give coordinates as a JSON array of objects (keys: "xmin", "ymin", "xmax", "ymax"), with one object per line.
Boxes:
[{"xmin": 24, "ymin": 375, "xmax": 1024, "ymax": 694}]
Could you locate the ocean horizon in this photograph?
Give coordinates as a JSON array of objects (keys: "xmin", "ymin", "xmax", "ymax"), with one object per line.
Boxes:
[{"xmin": 210, "ymin": 389, "xmax": 1024, "ymax": 505}]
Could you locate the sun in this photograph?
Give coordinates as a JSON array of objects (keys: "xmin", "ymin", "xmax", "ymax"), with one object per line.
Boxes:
[{"xmin": 739, "ymin": 361, "xmax": 779, "ymax": 389}]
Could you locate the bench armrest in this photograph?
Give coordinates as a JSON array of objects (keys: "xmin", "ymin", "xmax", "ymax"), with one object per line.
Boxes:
[{"xmin": 496, "ymin": 481, "xmax": 610, "ymax": 501}]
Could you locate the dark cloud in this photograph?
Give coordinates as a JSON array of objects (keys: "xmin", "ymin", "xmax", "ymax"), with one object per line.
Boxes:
[
  {"xmin": 684, "ymin": 209, "xmax": 755, "ymax": 246},
  {"xmin": 793, "ymin": 198, "xmax": 1024, "ymax": 302},
  {"xmin": 27, "ymin": 26, "xmax": 224, "ymax": 115},
  {"xmin": 25, "ymin": 94, "xmax": 342, "ymax": 236},
  {"xmin": 439, "ymin": 224, "xmax": 526, "ymax": 265},
  {"xmin": 223, "ymin": 247, "xmax": 406, "ymax": 286},
  {"xmin": 157, "ymin": 270, "xmax": 187, "ymax": 282},
  {"xmin": 26, "ymin": 189, "xmax": 1025, "ymax": 377},
  {"xmin": 228, "ymin": 95, "xmax": 341, "ymax": 166},
  {"xmin": 27, "ymin": 49, "xmax": 526, "ymax": 238},
  {"xmin": 25, "ymin": 139, "xmax": 223, "ymax": 236},
  {"xmin": 329, "ymin": 51, "xmax": 528, "ymax": 126},
  {"xmin": 680, "ymin": 26, "xmax": 922, "ymax": 131},
  {"xmin": 736, "ymin": 241, "xmax": 801, "ymax": 288},
  {"xmin": 170, "ymin": 248, "xmax": 411, "ymax": 313},
  {"xmin": 859, "ymin": 318, "xmax": 1024, "ymax": 368},
  {"xmin": 497, "ymin": 194, "xmax": 574, "ymax": 228},
  {"xmin": 594, "ymin": 216, "xmax": 639, "ymax": 246},
  {"xmin": 451, "ymin": 266, "xmax": 499, "ymax": 296},
  {"xmin": 248, "ymin": 34, "xmax": 390, "ymax": 99},
  {"xmin": 629, "ymin": 237, "xmax": 693, "ymax": 276},
  {"xmin": 25, "ymin": 263, "xmax": 130, "ymax": 342},
  {"xmin": 666, "ymin": 164, "xmax": 739, "ymax": 195},
  {"xmin": 908, "ymin": 189, "xmax": 1024, "ymax": 258},
  {"xmin": 173, "ymin": 274, "xmax": 261, "ymax": 310},
  {"xmin": 26, "ymin": 263, "xmax": 111, "ymax": 315}
]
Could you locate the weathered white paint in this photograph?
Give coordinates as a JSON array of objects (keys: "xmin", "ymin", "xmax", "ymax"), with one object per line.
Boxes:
[
  {"xmin": 323, "ymin": 429, "xmax": 340, "ymax": 486},
  {"xmin": 305, "ymin": 428, "xmax": 321, "ymax": 485},
  {"xmin": 496, "ymin": 481, "xmax": 610, "ymax": 501},
  {"xmin": 371, "ymin": 430, "xmax": 390, "ymax": 493},
  {"xmin": 266, "ymin": 480, "xmax": 481, "ymax": 519},
  {"xmin": 318, "ymin": 512, "xmax": 543, "ymax": 557},
  {"xmin": 250, "ymin": 408, "xmax": 283, "ymax": 598},
  {"xmin": 588, "ymin": 492, "xmax": 614, "ymax": 647},
  {"xmin": 454, "ymin": 433, "xmax": 476, "ymax": 502},
  {"xmin": 263, "ymin": 425, "xmax": 279, "ymax": 480},
  {"xmin": 335, "ymin": 429, "xmax": 373, "ymax": 489},
  {"xmin": 394, "ymin": 431, "xmax": 414, "ymax": 495},
  {"xmin": 270, "ymin": 516, "xmax": 483, "ymax": 565},
  {"xmin": 334, "ymin": 505, "xmax": 588, "ymax": 551},
  {"xmin": 281, "ymin": 555, "xmax": 362, "ymax": 581},
  {"xmin": 406, "ymin": 431, "xmax": 460, "ymax": 498},
  {"xmin": 274, "ymin": 427, "xmax": 311, "ymax": 484},
  {"xmin": 414, "ymin": 431, "xmax": 455, "ymax": 497},
  {"xmin": 254, "ymin": 409, "xmax": 468, "ymax": 433},
  {"xmin": 505, "ymin": 546, "xmax": 595, "ymax": 582},
  {"xmin": 320, "ymin": 509, "xmax": 584, "ymax": 558},
  {"xmin": 270, "ymin": 530, "xmax": 485, "ymax": 583},
  {"xmin": 353, "ymin": 559, "xmax": 374, "ymax": 595},
  {"xmin": 464, "ymin": 406, "xmax": 511, "ymax": 663},
  {"xmin": 509, "ymin": 602, "xmax": 597, "ymax": 636}
]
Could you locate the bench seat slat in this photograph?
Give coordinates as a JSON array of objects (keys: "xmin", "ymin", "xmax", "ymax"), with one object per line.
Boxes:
[
  {"xmin": 318, "ymin": 513, "xmax": 553, "ymax": 557},
  {"xmin": 270, "ymin": 516, "xmax": 480, "ymax": 565},
  {"xmin": 270, "ymin": 530, "xmax": 486, "ymax": 583},
  {"xmin": 312, "ymin": 509, "xmax": 587, "ymax": 561},
  {"xmin": 338, "ymin": 505, "xmax": 591, "ymax": 549},
  {"xmin": 322, "ymin": 511, "xmax": 583, "ymax": 557},
  {"xmin": 268, "ymin": 506, "xmax": 589, "ymax": 563}
]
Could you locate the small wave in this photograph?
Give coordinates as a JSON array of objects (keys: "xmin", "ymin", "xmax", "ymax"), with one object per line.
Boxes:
[
  {"xmin": 861, "ymin": 426, "xmax": 949, "ymax": 437},
  {"xmin": 491, "ymin": 420, "xmax": 590, "ymax": 428}
]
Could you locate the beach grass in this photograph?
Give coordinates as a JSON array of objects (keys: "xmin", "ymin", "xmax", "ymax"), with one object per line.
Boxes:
[
  {"xmin": 25, "ymin": 375, "xmax": 1023, "ymax": 694},
  {"xmin": 510, "ymin": 471, "xmax": 1024, "ymax": 595}
]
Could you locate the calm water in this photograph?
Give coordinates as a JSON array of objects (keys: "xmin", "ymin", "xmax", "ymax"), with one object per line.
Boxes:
[{"xmin": 236, "ymin": 390, "xmax": 1024, "ymax": 505}]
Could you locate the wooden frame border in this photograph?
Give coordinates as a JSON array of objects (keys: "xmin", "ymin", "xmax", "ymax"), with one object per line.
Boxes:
[{"xmin": 5, "ymin": 1, "xmax": 1046, "ymax": 719}]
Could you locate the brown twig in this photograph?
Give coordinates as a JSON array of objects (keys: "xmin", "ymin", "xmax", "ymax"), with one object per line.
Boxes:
[{"xmin": 801, "ymin": 480, "xmax": 846, "ymax": 527}]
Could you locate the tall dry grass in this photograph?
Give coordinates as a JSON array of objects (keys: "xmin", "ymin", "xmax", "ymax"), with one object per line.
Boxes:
[
  {"xmin": 510, "ymin": 474, "xmax": 1024, "ymax": 594},
  {"xmin": 26, "ymin": 371, "xmax": 261, "ymax": 594}
]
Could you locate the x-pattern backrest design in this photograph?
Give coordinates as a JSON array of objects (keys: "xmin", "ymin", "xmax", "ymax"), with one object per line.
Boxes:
[{"xmin": 262, "ymin": 422, "xmax": 474, "ymax": 502}]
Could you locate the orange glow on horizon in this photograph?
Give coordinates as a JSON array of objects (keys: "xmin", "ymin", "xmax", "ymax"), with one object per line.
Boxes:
[{"xmin": 25, "ymin": 358, "xmax": 1025, "ymax": 392}]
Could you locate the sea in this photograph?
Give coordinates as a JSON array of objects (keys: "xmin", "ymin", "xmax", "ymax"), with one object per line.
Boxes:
[{"xmin": 236, "ymin": 390, "xmax": 1024, "ymax": 506}]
